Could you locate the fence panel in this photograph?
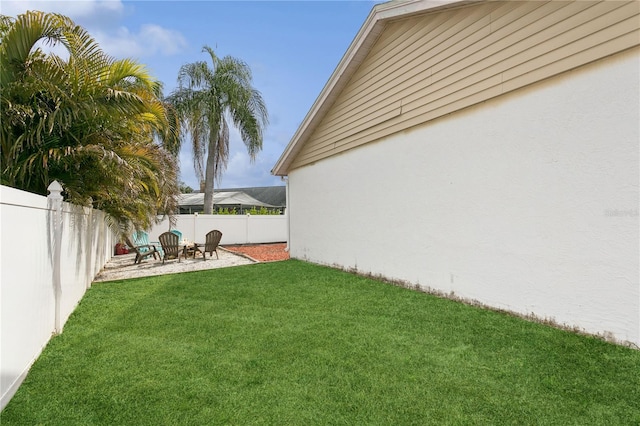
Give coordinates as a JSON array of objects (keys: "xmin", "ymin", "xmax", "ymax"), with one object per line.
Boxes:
[
  {"xmin": 0, "ymin": 184, "xmax": 115, "ymax": 410},
  {"xmin": 0, "ymin": 187, "xmax": 54, "ymax": 411},
  {"xmin": 247, "ymin": 216, "xmax": 288, "ymax": 244},
  {"xmin": 148, "ymin": 214, "xmax": 287, "ymax": 246},
  {"xmin": 1, "ymin": 189, "xmax": 287, "ymax": 410}
]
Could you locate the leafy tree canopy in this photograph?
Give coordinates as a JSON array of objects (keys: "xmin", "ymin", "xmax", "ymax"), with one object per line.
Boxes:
[
  {"xmin": 0, "ymin": 11, "xmax": 181, "ymax": 231},
  {"xmin": 179, "ymin": 181, "xmax": 194, "ymax": 193}
]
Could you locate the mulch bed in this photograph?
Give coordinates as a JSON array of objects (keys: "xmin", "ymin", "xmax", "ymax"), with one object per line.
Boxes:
[{"xmin": 222, "ymin": 243, "xmax": 289, "ymax": 262}]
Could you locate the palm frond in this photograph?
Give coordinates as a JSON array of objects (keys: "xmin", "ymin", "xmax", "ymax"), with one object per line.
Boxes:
[
  {"xmin": 1, "ymin": 10, "xmax": 180, "ymax": 230},
  {"xmin": 166, "ymin": 45, "xmax": 268, "ymax": 213}
]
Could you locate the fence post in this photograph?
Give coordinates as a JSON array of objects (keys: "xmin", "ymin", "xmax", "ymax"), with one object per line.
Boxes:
[
  {"xmin": 246, "ymin": 213, "xmax": 250, "ymax": 244},
  {"xmin": 285, "ymin": 177, "xmax": 290, "ymax": 252},
  {"xmin": 193, "ymin": 212, "xmax": 198, "ymax": 243},
  {"xmin": 47, "ymin": 180, "xmax": 63, "ymax": 334},
  {"xmin": 85, "ymin": 199, "xmax": 93, "ymax": 289}
]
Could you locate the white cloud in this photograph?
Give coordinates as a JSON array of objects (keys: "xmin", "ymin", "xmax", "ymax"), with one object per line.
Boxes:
[
  {"xmin": 1, "ymin": 0, "xmax": 124, "ymax": 20},
  {"xmin": 2, "ymin": 0, "xmax": 188, "ymax": 59},
  {"xmin": 178, "ymin": 146, "xmax": 201, "ymax": 190},
  {"xmin": 217, "ymin": 147, "xmax": 282, "ymax": 189},
  {"xmin": 94, "ymin": 24, "xmax": 187, "ymax": 58},
  {"xmin": 178, "ymin": 128, "xmax": 282, "ymax": 190},
  {"xmin": 140, "ymin": 24, "xmax": 187, "ymax": 55}
]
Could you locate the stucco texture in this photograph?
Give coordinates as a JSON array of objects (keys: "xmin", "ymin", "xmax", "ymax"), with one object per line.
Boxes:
[{"xmin": 288, "ymin": 49, "xmax": 640, "ymax": 346}]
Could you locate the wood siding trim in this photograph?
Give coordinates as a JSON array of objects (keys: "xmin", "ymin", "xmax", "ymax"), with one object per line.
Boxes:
[{"xmin": 287, "ymin": 1, "xmax": 640, "ymax": 171}]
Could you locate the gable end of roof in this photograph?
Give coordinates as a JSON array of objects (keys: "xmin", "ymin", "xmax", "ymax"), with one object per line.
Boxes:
[
  {"xmin": 273, "ymin": 0, "xmax": 640, "ymax": 175},
  {"xmin": 271, "ymin": 0, "xmax": 477, "ymax": 176}
]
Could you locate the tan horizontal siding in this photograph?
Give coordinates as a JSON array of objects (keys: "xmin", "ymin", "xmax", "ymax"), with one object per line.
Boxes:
[
  {"xmin": 290, "ymin": 1, "xmax": 640, "ymax": 170},
  {"xmin": 294, "ymin": 5, "xmax": 496, "ymax": 162},
  {"xmin": 316, "ymin": 5, "xmax": 496, "ymax": 135}
]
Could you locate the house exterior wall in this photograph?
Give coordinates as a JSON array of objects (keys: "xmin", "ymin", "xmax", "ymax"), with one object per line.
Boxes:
[
  {"xmin": 291, "ymin": 0, "xmax": 640, "ymax": 170},
  {"xmin": 288, "ymin": 48, "xmax": 640, "ymax": 346}
]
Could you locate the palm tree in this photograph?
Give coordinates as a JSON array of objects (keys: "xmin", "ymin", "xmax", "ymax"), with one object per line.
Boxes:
[
  {"xmin": 0, "ymin": 11, "xmax": 181, "ymax": 230},
  {"xmin": 168, "ymin": 46, "xmax": 268, "ymax": 214}
]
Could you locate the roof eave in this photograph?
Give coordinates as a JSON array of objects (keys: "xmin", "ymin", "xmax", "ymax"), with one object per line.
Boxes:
[{"xmin": 271, "ymin": 0, "xmax": 480, "ymax": 177}]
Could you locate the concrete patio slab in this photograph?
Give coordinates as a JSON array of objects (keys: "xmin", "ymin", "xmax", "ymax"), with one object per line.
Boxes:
[{"xmin": 93, "ymin": 248, "xmax": 255, "ymax": 282}]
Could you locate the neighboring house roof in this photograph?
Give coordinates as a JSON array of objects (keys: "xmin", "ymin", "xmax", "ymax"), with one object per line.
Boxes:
[
  {"xmin": 178, "ymin": 191, "xmax": 276, "ymax": 209},
  {"xmin": 179, "ymin": 186, "xmax": 286, "ymax": 208},
  {"xmin": 272, "ymin": 0, "xmax": 640, "ymax": 176},
  {"xmin": 216, "ymin": 186, "xmax": 286, "ymax": 207}
]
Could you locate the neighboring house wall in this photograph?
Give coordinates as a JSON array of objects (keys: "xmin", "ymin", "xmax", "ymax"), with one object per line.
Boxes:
[
  {"xmin": 288, "ymin": 48, "xmax": 639, "ymax": 346},
  {"xmin": 0, "ymin": 185, "xmax": 116, "ymax": 409},
  {"xmin": 292, "ymin": 1, "xmax": 639, "ymax": 169}
]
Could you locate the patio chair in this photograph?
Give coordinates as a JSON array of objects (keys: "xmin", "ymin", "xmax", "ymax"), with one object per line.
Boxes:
[
  {"xmin": 202, "ymin": 230, "xmax": 223, "ymax": 260},
  {"xmin": 125, "ymin": 236, "xmax": 160, "ymax": 265},
  {"xmin": 133, "ymin": 231, "xmax": 149, "ymax": 248},
  {"xmin": 133, "ymin": 230, "xmax": 163, "ymax": 257},
  {"xmin": 170, "ymin": 229, "xmax": 182, "ymax": 241},
  {"xmin": 159, "ymin": 231, "xmax": 182, "ymax": 264},
  {"xmin": 169, "ymin": 228, "xmax": 199, "ymax": 258}
]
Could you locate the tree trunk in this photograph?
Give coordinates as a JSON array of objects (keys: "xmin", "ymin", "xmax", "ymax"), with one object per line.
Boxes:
[{"xmin": 202, "ymin": 138, "xmax": 217, "ymax": 214}]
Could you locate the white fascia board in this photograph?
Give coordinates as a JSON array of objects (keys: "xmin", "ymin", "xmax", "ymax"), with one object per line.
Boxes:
[{"xmin": 271, "ymin": 0, "xmax": 478, "ymax": 177}]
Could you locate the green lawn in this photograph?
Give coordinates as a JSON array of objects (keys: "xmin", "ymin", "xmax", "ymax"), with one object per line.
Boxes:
[{"xmin": 2, "ymin": 260, "xmax": 639, "ymax": 425}]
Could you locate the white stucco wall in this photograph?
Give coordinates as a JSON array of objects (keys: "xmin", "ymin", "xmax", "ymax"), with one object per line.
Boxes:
[{"xmin": 288, "ymin": 48, "xmax": 640, "ymax": 346}]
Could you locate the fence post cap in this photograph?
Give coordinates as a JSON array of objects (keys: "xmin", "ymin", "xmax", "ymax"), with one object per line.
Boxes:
[
  {"xmin": 47, "ymin": 180, "xmax": 63, "ymax": 194},
  {"xmin": 47, "ymin": 180, "xmax": 63, "ymax": 200}
]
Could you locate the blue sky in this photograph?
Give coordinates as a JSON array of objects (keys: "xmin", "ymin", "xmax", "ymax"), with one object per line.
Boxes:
[{"xmin": 1, "ymin": 0, "xmax": 383, "ymax": 190}]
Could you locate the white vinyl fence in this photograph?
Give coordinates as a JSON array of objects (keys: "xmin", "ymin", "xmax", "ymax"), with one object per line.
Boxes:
[
  {"xmin": 147, "ymin": 214, "xmax": 288, "ymax": 246},
  {"xmin": 0, "ymin": 183, "xmax": 116, "ymax": 410}
]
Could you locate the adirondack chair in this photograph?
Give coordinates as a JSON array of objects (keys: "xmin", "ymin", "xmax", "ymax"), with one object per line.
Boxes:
[
  {"xmin": 159, "ymin": 231, "xmax": 182, "ymax": 263},
  {"xmin": 133, "ymin": 231, "xmax": 150, "ymax": 250},
  {"xmin": 133, "ymin": 230, "xmax": 163, "ymax": 257},
  {"xmin": 125, "ymin": 235, "xmax": 160, "ymax": 265},
  {"xmin": 170, "ymin": 229, "xmax": 182, "ymax": 241},
  {"xmin": 202, "ymin": 230, "xmax": 223, "ymax": 260}
]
